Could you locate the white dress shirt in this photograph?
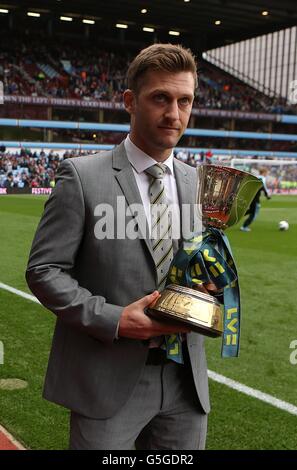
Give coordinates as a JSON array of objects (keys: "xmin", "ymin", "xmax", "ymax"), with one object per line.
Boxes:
[{"xmin": 124, "ymin": 135, "xmax": 180, "ymax": 241}]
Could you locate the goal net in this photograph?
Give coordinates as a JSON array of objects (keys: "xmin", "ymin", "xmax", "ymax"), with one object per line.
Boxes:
[{"xmin": 229, "ymin": 158, "xmax": 297, "ymax": 195}]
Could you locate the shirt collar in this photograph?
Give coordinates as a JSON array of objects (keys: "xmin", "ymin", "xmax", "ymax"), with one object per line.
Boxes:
[{"xmin": 124, "ymin": 135, "xmax": 174, "ymax": 175}]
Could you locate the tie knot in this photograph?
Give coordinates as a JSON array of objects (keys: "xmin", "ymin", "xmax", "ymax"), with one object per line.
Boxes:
[{"xmin": 145, "ymin": 163, "xmax": 167, "ymax": 180}]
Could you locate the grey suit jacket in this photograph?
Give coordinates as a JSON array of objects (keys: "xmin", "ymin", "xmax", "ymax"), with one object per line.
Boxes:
[{"xmin": 26, "ymin": 141, "xmax": 210, "ymax": 418}]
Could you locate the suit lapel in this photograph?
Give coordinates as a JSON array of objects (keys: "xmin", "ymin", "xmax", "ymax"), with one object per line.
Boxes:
[
  {"xmin": 173, "ymin": 158, "xmax": 197, "ymax": 238},
  {"xmin": 174, "ymin": 158, "xmax": 191, "ymax": 205},
  {"xmin": 113, "ymin": 142, "xmax": 155, "ymax": 264},
  {"xmin": 174, "ymin": 158, "xmax": 201, "ymax": 346}
]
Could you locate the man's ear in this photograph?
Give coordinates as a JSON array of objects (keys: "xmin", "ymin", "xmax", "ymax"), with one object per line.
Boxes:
[{"xmin": 123, "ymin": 89, "xmax": 135, "ymax": 114}]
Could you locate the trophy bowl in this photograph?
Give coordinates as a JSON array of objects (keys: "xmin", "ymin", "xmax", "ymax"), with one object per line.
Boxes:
[
  {"xmin": 148, "ymin": 164, "xmax": 263, "ymax": 337},
  {"xmin": 196, "ymin": 164, "xmax": 263, "ymax": 230}
]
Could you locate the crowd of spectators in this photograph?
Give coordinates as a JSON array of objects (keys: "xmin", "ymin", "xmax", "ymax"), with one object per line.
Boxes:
[
  {"xmin": 0, "ymin": 37, "xmax": 129, "ymax": 102},
  {"xmin": 1, "ymin": 147, "xmax": 296, "ymax": 191},
  {"xmin": 0, "ymin": 147, "xmax": 58, "ymax": 188},
  {"xmin": 1, "ymin": 35, "xmax": 296, "ymax": 114},
  {"xmin": 196, "ymin": 62, "xmax": 293, "ymax": 114},
  {"xmin": 1, "ymin": 35, "xmax": 297, "ymax": 190},
  {"xmin": 0, "ymin": 147, "xmax": 96, "ymax": 189}
]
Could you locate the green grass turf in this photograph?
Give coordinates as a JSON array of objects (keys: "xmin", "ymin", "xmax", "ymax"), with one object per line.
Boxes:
[
  {"xmin": 205, "ymin": 196, "xmax": 297, "ymax": 405},
  {"xmin": 0, "ymin": 290, "xmax": 68, "ymax": 450},
  {"xmin": 0, "ymin": 194, "xmax": 297, "ymax": 449}
]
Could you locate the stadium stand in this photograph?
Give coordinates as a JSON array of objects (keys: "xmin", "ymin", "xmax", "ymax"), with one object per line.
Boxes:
[
  {"xmin": 1, "ymin": 147, "xmax": 296, "ymax": 191},
  {"xmin": 0, "ymin": 148, "xmax": 98, "ymax": 188},
  {"xmin": 1, "ymin": 35, "xmax": 296, "ymax": 114}
]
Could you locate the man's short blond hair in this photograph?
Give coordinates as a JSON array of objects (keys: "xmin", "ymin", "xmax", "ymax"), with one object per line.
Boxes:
[{"xmin": 127, "ymin": 43, "xmax": 198, "ymax": 93}]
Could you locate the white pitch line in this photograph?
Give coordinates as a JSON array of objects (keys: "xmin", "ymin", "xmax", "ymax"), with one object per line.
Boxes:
[
  {"xmin": 208, "ymin": 370, "xmax": 297, "ymax": 416},
  {"xmin": 1, "ymin": 281, "xmax": 297, "ymax": 417},
  {"xmin": 0, "ymin": 281, "xmax": 40, "ymax": 304}
]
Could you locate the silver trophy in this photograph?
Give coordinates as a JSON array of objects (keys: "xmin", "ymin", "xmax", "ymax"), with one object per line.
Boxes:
[{"xmin": 148, "ymin": 164, "xmax": 263, "ymax": 337}]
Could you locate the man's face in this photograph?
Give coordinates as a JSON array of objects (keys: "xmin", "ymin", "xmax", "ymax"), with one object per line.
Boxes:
[{"xmin": 124, "ymin": 70, "xmax": 195, "ymax": 160}]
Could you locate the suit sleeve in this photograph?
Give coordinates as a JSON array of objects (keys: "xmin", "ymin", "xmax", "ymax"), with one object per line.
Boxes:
[{"xmin": 26, "ymin": 159, "xmax": 123, "ymax": 344}]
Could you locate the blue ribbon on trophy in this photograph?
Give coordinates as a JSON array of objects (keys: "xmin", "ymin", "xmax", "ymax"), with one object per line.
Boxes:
[
  {"xmin": 167, "ymin": 227, "xmax": 240, "ymax": 357},
  {"xmin": 149, "ymin": 165, "xmax": 263, "ymax": 358}
]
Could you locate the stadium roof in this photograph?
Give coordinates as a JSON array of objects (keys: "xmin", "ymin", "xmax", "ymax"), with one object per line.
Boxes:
[{"xmin": 1, "ymin": 0, "xmax": 297, "ymax": 50}]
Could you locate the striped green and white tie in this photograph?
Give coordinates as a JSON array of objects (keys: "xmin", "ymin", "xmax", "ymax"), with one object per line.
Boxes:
[{"xmin": 146, "ymin": 163, "xmax": 183, "ymax": 364}]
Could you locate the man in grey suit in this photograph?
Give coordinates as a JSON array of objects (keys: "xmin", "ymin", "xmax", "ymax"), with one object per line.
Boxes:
[{"xmin": 26, "ymin": 43, "xmax": 213, "ymax": 450}]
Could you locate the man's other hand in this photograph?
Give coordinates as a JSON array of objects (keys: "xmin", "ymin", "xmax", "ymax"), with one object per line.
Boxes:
[{"xmin": 118, "ymin": 291, "xmax": 190, "ymax": 340}]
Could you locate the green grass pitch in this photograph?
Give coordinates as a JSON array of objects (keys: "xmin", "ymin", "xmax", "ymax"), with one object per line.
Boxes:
[{"xmin": 0, "ymin": 194, "xmax": 296, "ymax": 449}]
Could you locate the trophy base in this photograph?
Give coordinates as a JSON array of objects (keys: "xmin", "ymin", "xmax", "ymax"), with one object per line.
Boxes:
[{"xmin": 148, "ymin": 284, "xmax": 223, "ymax": 338}]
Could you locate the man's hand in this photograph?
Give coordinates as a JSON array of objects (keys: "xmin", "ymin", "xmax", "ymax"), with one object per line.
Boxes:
[{"xmin": 118, "ymin": 291, "xmax": 191, "ymax": 340}]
